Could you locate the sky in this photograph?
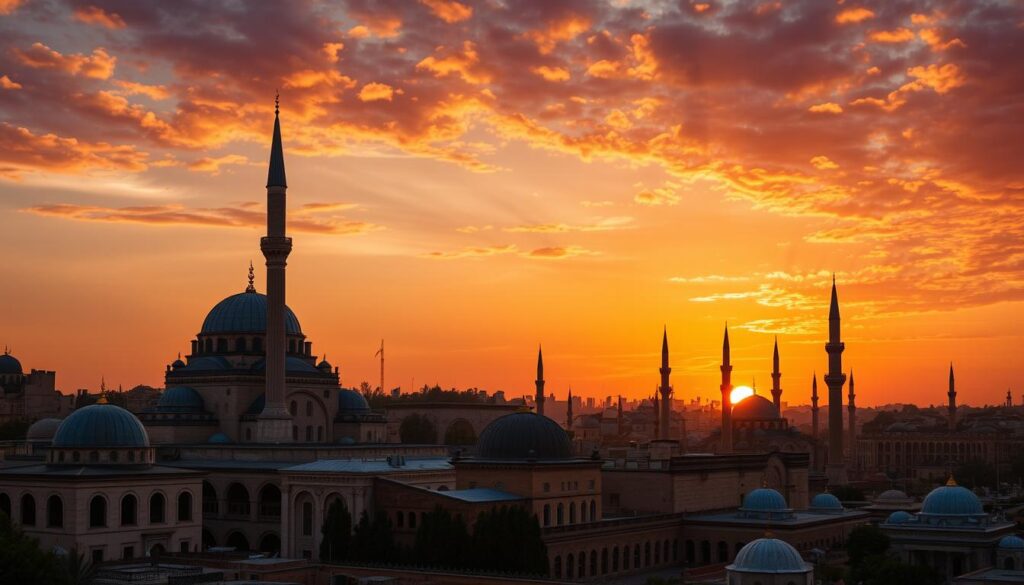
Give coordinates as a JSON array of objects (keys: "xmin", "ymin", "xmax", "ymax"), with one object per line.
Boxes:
[{"xmin": 1, "ymin": 0, "xmax": 1022, "ymax": 407}]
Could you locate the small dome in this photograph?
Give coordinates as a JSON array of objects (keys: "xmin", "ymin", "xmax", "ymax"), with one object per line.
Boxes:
[
  {"xmin": 158, "ymin": 386, "xmax": 205, "ymax": 412},
  {"xmin": 171, "ymin": 359, "xmax": 186, "ymax": 370},
  {"xmin": 317, "ymin": 359, "xmax": 332, "ymax": 371},
  {"xmin": 201, "ymin": 291, "xmax": 302, "ymax": 335},
  {"xmin": 476, "ymin": 412, "xmax": 572, "ymax": 460},
  {"xmin": 0, "ymin": 352, "xmax": 23, "ymax": 375},
  {"xmin": 207, "ymin": 432, "xmax": 233, "ymax": 444},
  {"xmin": 26, "ymin": 418, "xmax": 63, "ymax": 441},
  {"xmin": 877, "ymin": 489, "xmax": 910, "ymax": 501},
  {"xmin": 338, "ymin": 389, "xmax": 370, "ymax": 413},
  {"xmin": 810, "ymin": 493, "xmax": 843, "ymax": 511},
  {"xmin": 53, "ymin": 403, "xmax": 150, "ymax": 448},
  {"xmin": 729, "ymin": 538, "xmax": 809, "ymax": 574},
  {"xmin": 741, "ymin": 488, "xmax": 788, "ymax": 512},
  {"xmin": 732, "ymin": 395, "xmax": 779, "ymax": 420},
  {"xmin": 920, "ymin": 481, "xmax": 983, "ymax": 516},
  {"xmin": 998, "ymin": 535, "xmax": 1024, "ymax": 550},
  {"xmin": 886, "ymin": 511, "xmax": 914, "ymax": 524}
]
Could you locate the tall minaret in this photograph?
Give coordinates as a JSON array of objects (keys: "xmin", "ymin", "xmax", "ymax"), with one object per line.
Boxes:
[
  {"xmin": 770, "ymin": 337, "xmax": 782, "ymax": 411},
  {"xmin": 720, "ymin": 325, "xmax": 733, "ymax": 453},
  {"xmin": 1006, "ymin": 389, "xmax": 1013, "ymax": 408},
  {"xmin": 257, "ymin": 94, "xmax": 294, "ymax": 443},
  {"xmin": 811, "ymin": 373, "xmax": 820, "ymax": 470},
  {"xmin": 848, "ymin": 369, "xmax": 857, "ymax": 474},
  {"xmin": 658, "ymin": 327, "xmax": 672, "ymax": 440},
  {"xmin": 652, "ymin": 392, "xmax": 660, "ymax": 438},
  {"xmin": 535, "ymin": 346, "xmax": 545, "ymax": 416},
  {"xmin": 824, "ymin": 276, "xmax": 848, "ymax": 484},
  {"xmin": 566, "ymin": 387, "xmax": 574, "ymax": 430},
  {"xmin": 947, "ymin": 364, "xmax": 957, "ymax": 431}
]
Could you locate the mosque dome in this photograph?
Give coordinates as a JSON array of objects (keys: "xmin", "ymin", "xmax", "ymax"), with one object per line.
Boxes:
[
  {"xmin": 158, "ymin": 386, "xmax": 205, "ymax": 412},
  {"xmin": 476, "ymin": 412, "xmax": 572, "ymax": 460},
  {"xmin": 171, "ymin": 358, "xmax": 186, "ymax": 370},
  {"xmin": 732, "ymin": 395, "xmax": 779, "ymax": 420},
  {"xmin": 741, "ymin": 488, "xmax": 788, "ymax": 512},
  {"xmin": 877, "ymin": 489, "xmax": 910, "ymax": 502},
  {"xmin": 920, "ymin": 480, "xmax": 984, "ymax": 517},
  {"xmin": 729, "ymin": 538, "xmax": 809, "ymax": 574},
  {"xmin": 0, "ymin": 352, "xmax": 23, "ymax": 375},
  {"xmin": 201, "ymin": 291, "xmax": 302, "ymax": 335},
  {"xmin": 998, "ymin": 535, "xmax": 1024, "ymax": 550},
  {"xmin": 251, "ymin": 356, "xmax": 322, "ymax": 375},
  {"xmin": 26, "ymin": 418, "xmax": 63, "ymax": 441},
  {"xmin": 338, "ymin": 389, "xmax": 370, "ymax": 413},
  {"xmin": 317, "ymin": 358, "xmax": 333, "ymax": 372},
  {"xmin": 886, "ymin": 511, "xmax": 914, "ymax": 524},
  {"xmin": 52, "ymin": 403, "xmax": 150, "ymax": 448},
  {"xmin": 207, "ymin": 432, "xmax": 233, "ymax": 444},
  {"xmin": 810, "ymin": 493, "xmax": 843, "ymax": 511}
]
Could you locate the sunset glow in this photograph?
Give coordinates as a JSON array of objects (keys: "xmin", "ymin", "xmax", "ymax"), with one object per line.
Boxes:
[{"xmin": 730, "ymin": 386, "xmax": 755, "ymax": 405}]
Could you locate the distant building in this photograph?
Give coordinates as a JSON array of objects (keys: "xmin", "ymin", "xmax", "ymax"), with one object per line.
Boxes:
[{"xmin": 0, "ymin": 350, "xmax": 72, "ymax": 423}]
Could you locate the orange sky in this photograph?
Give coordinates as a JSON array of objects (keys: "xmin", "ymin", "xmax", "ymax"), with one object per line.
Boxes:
[{"xmin": 1, "ymin": 0, "xmax": 1022, "ymax": 407}]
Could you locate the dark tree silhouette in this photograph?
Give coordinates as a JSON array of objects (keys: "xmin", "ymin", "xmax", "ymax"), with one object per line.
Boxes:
[
  {"xmin": 0, "ymin": 511, "xmax": 71, "ymax": 584},
  {"xmin": 320, "ymin": 499, "xmax": 353, "ymax": 562},
  {"xmin": 399, "ymin": 414, "xmax": 438, "ymax": 444},
  {"xmin": 350, "ymin": 510, "xmax": 396, "ymax": 563},
  {"xmin": 470, "ymin": 505, "xmax": 548, "ymax": 575},
  {"xmin": 414, "ymin": 506, "xmax": 470, "ymax": 567},
  {"xmin": 954, "ymin": 459, "xmax": 997, "ymax": 489},
  {"xmin": 847, "ymin": 525, "xmax": 889, "ymax": 567}
]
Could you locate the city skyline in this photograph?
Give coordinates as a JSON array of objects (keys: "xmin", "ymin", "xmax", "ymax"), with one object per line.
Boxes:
[{"xmin": 2, "ymin": 1, "xmax": 1023, "ymax": 405}]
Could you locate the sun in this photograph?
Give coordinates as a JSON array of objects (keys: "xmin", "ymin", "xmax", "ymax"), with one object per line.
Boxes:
[{"xmin": 730, "ymin": 385, "xmax": 754, "ymax": 404}]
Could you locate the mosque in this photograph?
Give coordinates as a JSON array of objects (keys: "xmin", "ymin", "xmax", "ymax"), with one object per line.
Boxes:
[{"xmin": 0, "ymin": 349, "xmax": 72, "ymax": 423}]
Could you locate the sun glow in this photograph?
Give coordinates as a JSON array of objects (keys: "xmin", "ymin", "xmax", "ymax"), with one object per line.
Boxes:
[{"xmin": 730, "ymin": 385, "xmax": 754, "ymax": 404}]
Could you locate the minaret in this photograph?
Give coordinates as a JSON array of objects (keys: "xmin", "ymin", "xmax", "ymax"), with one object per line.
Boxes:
[
  {"xmin": 257, "ymin": 94, "xmax": 294, "ymax": 443},
  {"xmin": 848, "ymin": 369, "xmax": 857, "ymax": 475},
  {"xmin": 811, "ymin": 373, "xmax": 820, "ymax": 471},
  {"xmin": 1006, "ymin": 389, "xmax": 1012, "ymax": 408},
  {"xmin": 720, "ymin": 325, "xmax": 733, "ymax": 453},
  {"xmin": 652, "ymin": 392, "xmax": 660, "ymax": 438},
  {"xmin": 770, "ymin": 337, "xmax": 782, "ymax": 411},
  {"xmin": 824, "ymin": 276, "xmax": 847, "ymax": 484},
  {"xmin": 947, "ymin": 364, "xmax": 957, "ymax": 431},
  {"xmin": 658, "ymin": 327, "xmax": 672, "ymax": 440},
  {"xmin": 617, "ymin": 395, "xmax": 624, "ymax": 436},
  {"xmin": 535, "ymin": 346, "xmax": 545, "ymax": 416},
  {"xmin": 566, "ymin": 387, "xmax": 574, "ymax": 430}
]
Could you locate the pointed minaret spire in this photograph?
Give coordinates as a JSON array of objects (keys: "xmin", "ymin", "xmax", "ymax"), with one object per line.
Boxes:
[
  {"xmin": 267, "ymin": 91, "xmax": 287, "ymax": 188},
  {"xmin": 824, "ymin": 276, "xmax": 847, "ymax": 484},
  {"xmin": 947, "ymin": 363, "xmax": 957, "ymax": 431},
  {"xmin": 535, "ymin": 345, "xmax": 546, "ymax": 416},
  {"xmin": 720, "ymin": 324, "xmax": 733, "ymax": 453},
  {"xmin": 659, "ymin": 326, "xmax": 672, "ymax": 440},
  {"xmin": 771, "ymin": 336, "xmax": 782, "ymax": 411},
  {"xmin": 566, "ymin": 386, "xmax": 574, "ymax": 429}
]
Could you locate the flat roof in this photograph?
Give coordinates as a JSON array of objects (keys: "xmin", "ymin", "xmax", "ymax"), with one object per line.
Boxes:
[
  {"xmin": 283, "ymin": 458, "xmax": 453, "ymax": 474},
  {"xmin": 435, "ymin": 488, "xmax": 524, "ymax": 503},
  {"xmin": 685, "ymin": 509, "xmax": 870, "ymax": 526},
  {"xmin": 0, "ymin": 464, "xmax": 200, "ymax": 478}
]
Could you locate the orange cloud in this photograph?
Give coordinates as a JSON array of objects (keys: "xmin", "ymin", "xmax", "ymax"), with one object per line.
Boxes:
[
  {"xmin": 526, "ymin": 245, "xmax": 595, "ymax": 259},
  {"xmin": 322, "ymin": 42, "xmax": 344, "ymax": 63},
  {"xmin": 358, "ymin": 82, "xmax": 396, "ymax": 102},
  {"xmin": 419, "ymin": 0, "xmax": 472, "ymax": 23},
  {"xmin": 810, "ymin": 155, "xmax": 839, "ymax": 170},
  {"xmin": 187, "ymin": 154, "xmax": 250, "ymax": 174},
  {"xmin": 416, "ymin": 41, "xmax": 491, "ymax": 84},
  {"xmin": 282, "ymin": 69, "xmax": 355, "ymax": 89},
  {"xmin": 504, "ymin": 217, "xmax": 634, "ymax": 233},
  {"xmin": 808, "ymin": 102, "xmax": 843, "ymax": 114},
  {"xmin": 12, "ymin": 43, "xmax": 116, "ymax": 79},
  {"xmin": 907, "ymin": 63, "xmax": 965, "ymax": 94},
  {"xmin": 113, "ymin": 80, "xmax": 170, "ymax": 100},
  {"xmin": 869, "ymin": 28, "xmax": 916, "ymax": 43},
  {"xmin": 424, "ymin": 244, "xmax": 518, "ymax": 259},
  {"xmin": 73, "ymin": 5, "xmax": 126, "ymax": 29},
  {"xmin": 586, "ymin": 59, "xmax": 620, "ymax": 78},
  {"xmin": 523, "ymin": 15, "xmax": 591, "ymax": 54},
  {"xmin": 0, "ymin": 123, "xmax": 148, "ymax": 179},
  {"xmin": 635, "ymin": 186, "xmax": 680, "ymax": 206},
  {"xmin": 531, "ymin": 65, "xmax": 570, "ymax": 82},
  {"xmin": 835, "ymin": 7, "xmax": 874, "ymax": 24},
  {"xmin": 0, "ymin": 0, "xmax": 22, "ymax": 15},
  {"xmin": 0, "ymin": 74, "xmax": 21, "ymax": 90},
  {"xmin": 918, "ymin": 29, "xmax": 966, "ymax": 52}
]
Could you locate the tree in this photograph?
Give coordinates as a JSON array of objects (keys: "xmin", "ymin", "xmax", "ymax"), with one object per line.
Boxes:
[
  {"xmin": 58, "ymin": 549, "xmax": 95, "ymax": 585},
  {"xmin": 0, "ymin": 511, "xmax": 70, "ymax": 585},
  {"xmin": 414, "ymin": 506, "xmax": 470, "ymax": 567},
  {"xmin": 350, "ymin": 510, "xmax": 396, "ymax": 563},
  {"xmin": 847, "ymin": 524, "xmax": 889, "ymax": 567},
  {"xmin": 320, "ymin": 499, "xmax": 353, "ymax": 562},
  {"xmin": 399, "ymin": 414, "xmax": 438, "ymax": 444},
  {"xmin": 470, "ymin": 505, "xmax": 548, "ymax": 575},
  {"xmin": 846, "ymin": 524, "xmax": 941, "ymax": 585}
]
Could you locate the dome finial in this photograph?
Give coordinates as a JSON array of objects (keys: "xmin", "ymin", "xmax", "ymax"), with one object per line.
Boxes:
[
  {"xmin": 97, "ymin": 392, "xmax": 109, "ymax": 405},
  {"xmin": 246, "ymin": 261, "xmax": 256, "ymax": 293},
  {"xmin": 275, "ymin": 89, "xmax": 280, "ymax": 116},
  {"xmin": 946, "ymin": 474, "xmax": 957, "ymax": 486}
]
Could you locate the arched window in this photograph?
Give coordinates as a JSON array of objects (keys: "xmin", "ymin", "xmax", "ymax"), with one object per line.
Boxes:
[
  {"xmin": 578, "ymin": 551, "xmax": 586, "ymax": 577},
  {"xmin": 204, "ymin": 338, "xmax": 213, "ymax": 353},
  {"xmin": 245, "ymin": 428, "xmax": 252, "ymax": 441},
  {"xmin": 305, "ymin": 426, "xmax": 312, "ymax": 441},
  {"xmin": 121, "ymin": 494, "xmax": 137, "ymax": 525},
  {"xmin": 317, "ymin": 426, "xmax": 323, "ymax": 442},
  {"xmin": 292, "ymin": 426, "xmax": 298, "ymax": 440},
  {"xmin": 226, "ymin": 483, "xmax": 250, "ymax": 517},
  {"xmin": 20, "ymin": 494, "xmax": 36, "ymax": 526},
  {"xmin": 543, "ymin": 504, "xmax": 550, "ymax": 526},
  {"xmin": 566, "ymin": 553, "xmax": 574, "ymax": 579},
  {"xmin": 289, "ymin": 401, "xmax": 297, "ymax": 416},
  {"xmin": 150, "ymin": 493, "xmax": 165, "ymax": 523},
  {"xmin": 89, "ymin": 495, "xmax": 106, "ymax": 528},
  {"xmin": 623, "ymin": 544, "xmax": 630, "ymax": 570},
  {"xmin": 409, "ymin": 511, "xmax": 417, "ymax": 528},
  {"xmin": 216, "ymin": 338, "xmax": 228, "ymax": 352},
  {"xmin": 590, "ymin": 499, "xmax": 597, "ymax": 521},
  {"xmin": 634, "ymin": 544, "xmax": 640, "ymax": 567},
  {"xmin": 46, "ymin": 495, "xmax": 63, "ymax": 528},
  {"xmin": 612, "ymin": 546, "xmax": 619, "ymax": 572},
  {"xmin": 554, "ymin": 556, "xmax": 562, "ymax": 579},
  {"xmin": 590, "ymin": 550, "xmax": 597, "ymax": 575},
  {"xmin": 569, "ymin": 501, "xmax": 576, "ymax": 524},
  {"xmin": 258, "ymin": 484, "xmax": 281, "ymax": 519},
  {"xmin": 645, "ymin": 541, "xmax": 651, "ymax": 566},
  {"xmin": 557, "ymin": 502, "xmax": 564, "ymax": 525},
  {"xmin": 302, "ymin": 502, "xmax": 313, "ymax": 536},
  {"xmin": 202, "ymin": 482, "xmax": 218, "ymax": 515},
  {"xmin": 0, "ymin": 493, "xmax": 10, "ymax": 518},
  {"xmin": 396, "ymin": 511, "xmax": 404, "ymax": 527},
  {"xmin": 601, "ymin": 547, "xmax": 608, "ymax": 574},
  {"xmin": 177, "ymin": 491, "xmax": 192, "ymax": 521}
]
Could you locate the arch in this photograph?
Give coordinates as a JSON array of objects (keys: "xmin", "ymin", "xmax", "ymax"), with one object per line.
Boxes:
[
  {"xmin": 89, "ymin": 495, "xmax": 106, "ymax": 528},
  {"xmin": 258, "ymin": 483, "xmax": 281, "ymax": 519},
  {"xmin": 252, "ymin": 337, "xmax": 262, "ymax": 352},
  {"xmin": 717, "ymin": 540, "xmax": 728, "ymax": 563},
  {"xmin": 0, "ymin": 493, "xmax": 9, "ymax": 518},
  {"xmin": 566, "ymin": 553, "xmax": 574, "ymax": 579},
  {"xmin": 686, "ymin": 540, "xmax": 695, "ymax": 564},
  {"xmin": 590, "ymin": 549, "xmax": 597, "ymax": 575},
  {"xmin": 1004, "ymin": 557, "xmax": 1015, "ymax": 570},
  {"xmin": 623, "ymin": 544, "xmax": 631, "ymax": 570},
  {"xmin": 302, "ymin": 501, "xmax": 314, "ymax": 536},
  {"xmin": 580, "ymin": 499, "xmax": 587, "ymax": 522},
  {"xmin": 612, "ymin": 545, "xmax": 619, "ymax": 572},
  {"xmin": 634, "ymin": 543, "xmax": 640, "ymax": 568},
  {"xmin": 46, "ymin": 494, "xmax": 63, "ymax": 528},
  {"xmin": 150, "ymin": 492, "xmax": 166, "ymax": 523},
  {"xmin": 578, "ymin": 550, "xmax": 586, "ymax": 577},
  {"xmin": 396, "ymin": 510, "xmax": 404, "ymax": 527},
  {"xmin": 121, "ymin": 493, "xmax": 138, "ymax": 526},
  {"xmin": 204, "ymin": 338, "xmax": 213, "ymax": 353},
  {"xmin": 216, "ymin": 338, "xmax": 228, "ymax": 352},
  {"xmin": 177, "ymin": 491, "xmax": 193, "ymax": 522},
  {"xmin": 543, "ymin": 504, "xmax": 550, "ymax": 527},
  {"xmin": 601, "ymin": 547, "xmax": 609, "ymax": 574},
  {"xmin": 399, "ymin": 413, "xmax": 438, "ymax": 443},
  {"xmin": 569, "ymin": 501, "xmax": 576, "ymax": 524},
  {"xmin": 235, "ymin": 337, "xmax": 247, "ymax": 352},
  {"xmin": 202, "ymin": 529, "xmax": 216, "ymax": 549},
  {"xmin": 409, "ymin": 510, "xmax": 417, "ymax": 528},
  {"xmin": 443, "ymin": 418, "xmax": 477, "ymax": 445},
  {"xmin": 289, "ymin": 401, "xmax": 297, "ymax": 416},
  {"xmin": 202, "ymin": 481, "xmax": 218, "ymax": 515},
  {"xmin": 553, "ymin": 555, "xmax": 562, "ymax": 579},
  {"xmin": 149, "ymin": 543, "xmax": 165, "ymax": 557},
  {"xmin": 664, "ymin": 540, "xmax": 670, "ymax": 563},
  {"xmin": 700, "ymin": 540, "xmax": 710, "ymax": 564},
  {"xmin": 590, "ymin": 499, "xmax": 597, "ymax": 520},
  {"xmin": 645, "ymin": 541, "xmax": 652, "ymax": 566},
  {"xmin": 226, "ymin": 531, "xmax": 250, "ymax": 551},
  {"xmin": 557, "ymin": 502, "xmax": 564, "ymax": 525},
  {"xmin": 258, "ymin": 532, "xmax": 281, "ymax": 555},
  {"xmin": 226, "ymin": 483, "xmax": 250, "ymax": 517}
]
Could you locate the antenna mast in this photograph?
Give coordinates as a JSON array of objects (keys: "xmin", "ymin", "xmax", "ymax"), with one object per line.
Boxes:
[{"xmin": 374, "ymin": 339, "xmax": 384, "ymax": 394}]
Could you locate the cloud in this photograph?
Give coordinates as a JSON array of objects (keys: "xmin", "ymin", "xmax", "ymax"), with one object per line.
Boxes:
[
  {"xmin": 73, "ymin": 5, "xmax": 126, "ymax": 29},
  {"xmin": 531, "ymin": 66, "xmax": 570, "ymax": 82},
  {"xmin": 416, "ymin": 41, "xmax": 491, "ymax": 84},
  {"xmin": 503, "ymin": 216, "xmax": 634, "ymax": 233},
  {"xmin": 418, "ymin": 0, "xmax": 472, "ymax": 23},
  {"xmin": 12, "ymin": 42, "xmax": 116, "ymax": 79},
  {"xmin": 808, "ymin": 102, "xmax": 842, "ymax": 114},
  {"xmin": 526, "ymin": 245, "xmax": 595, "ymax": 259},
  {"xmin": 423, "ymin": 244, "xmax": 518, "ymax": 259},
  {"xmin": 634, "ymin": 186, "xmax": 680, "ymax": 206},
  {"xmin": 835, "ymin": 7, "xmax": 874, "ymax": 24},
  {"xmin": 0, "ymin": 0, "xmax": 22, "ymax": 15},
  {"xmin": 0, "ymin": 123, "xmax": 147, "ymax": 179},
  {"xmin": 810, "ymin": 155, "xmax": 838, "ymax": 170},
  {"xmin": 869, "ymin": 28, "xmax": 916, "ymax": 43},
  {"xmin": 358, "ymin": 82, "xmax": 396, "ymax": 102},
  {"xmin": 113, "ymin": 80, "xmax": 170, "ymax": 100},
  {"xmin": 0, "ymin": 75, "xmax": 21, "ymax": 90},
  {"xmin": 187, "ymin": 154, "xmax": 250, "ymax": 174}
]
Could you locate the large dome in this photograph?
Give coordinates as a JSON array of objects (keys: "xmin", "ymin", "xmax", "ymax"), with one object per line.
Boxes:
[
  {"xmin": 201, "ymin": 291, "xmax": 302, "ymax": 335},
  {"xmin": 52, "ymin": 403, "xmax": 150, "ymax": 448},
  {"xmin": 920, "ymin": 481, "xmax": 983, "ymax": 516},
  {"xmin": 810, "ymin": 493, "xmax": 843, "ymax": 511},
  {"xmin": 26, "ymin": 418, "xmax": 63, "ymax": 441},
  {"xmin": 476, "ymin": 412, "xmax": 572, "ymax": 460},
  {"xmin": 741, "ymin": 488, "xmax": 788, "ymax": 512},
  {"xmin": 729, "ymin": 538, "xmax": 809, "ymax": 574},
  {"xmin": 0, "ymin": 352, "xmax": 22, "ymax": 375},
  {"xmin": 338, "ymin": 389, "xmax": 370, "ymax": 413},
  {"xmin": 877, "ymin": 489, "xmax": 911, "ymax": 502},
  {"xmin": 157, "ymin": 386, "xmax": 205, "ymax": 412},
  {"xmin": 732, "ymin": 395, "xmax": 779, "ymax": 420},
  {"xmin": 998, "ymin": 535, "xmax": 1024, "ymax": 550}
]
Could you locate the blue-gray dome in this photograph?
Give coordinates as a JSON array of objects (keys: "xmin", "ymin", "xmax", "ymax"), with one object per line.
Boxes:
[
  {"xmin": 998, "ymin": 535, "xmax": 1024, "ymax": 549},
  {"xmin": 886, "ymin": 511, "xmax": 914, "ymax": 524},
  {"xmin": 0, "ymin": 352, "xmax": 23, "ymax": 375},
  {"xmin": 476, "ymin": 412, "xmax": 572, "ymax": 460},
  {"xmin": 158, "ymin": 386, "xmax": 205, "ymax": 412},
  {"xmin": 207, "ymin": 432, "xmax": 233, "ymax": 444},
  {"xmin": 877, "ymin": 489, "xmax": 910, "ymax": 502},
  {"xmin": 742, "ymin": 488, "xmax": 788, "ymax": 512},
  {"xmin": 251, "ymin": 356, "xmax": 322, "ymax": 375},
  {"xmin": 338, "ymin": 389, "xmax": 370, "ymax": 413},
  {"xmin": 810, "ymin": 493, "xmax": 843, "ymax": 511},
  {"xmin": 729, "ymin": 538, "xmax": 809, "ymax": 574},
  {"xmin": 53, "ymin": 403, "xmax": 150, "ymax": 448},
  {"xmin": 201, "ymin": 291, "xmax": 302, "ymax": 335},
  {"xmin": 26, "ymin": 418, "xmax": 63, "ymax": 441},
  {"xmin": 921, "ymin": 481, "xmax": 983, "ymax": 516}
]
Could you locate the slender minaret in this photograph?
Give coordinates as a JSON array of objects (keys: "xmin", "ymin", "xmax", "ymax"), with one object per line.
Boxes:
[
  {"xmin": 824, "ymin": 276, "xmax": 847, "ymax": 484},
  {"xmin": 770, "ymin": 337, "xmax": 782, "ymax": 411},
  {"xmin": 1006, "ymin": 389, "xmax": 1012, "ymax": 408},
  {"xmin": 535, "ymin": 346, "xmax": 545, "ymax": 416},
  {"xmin": 566, "ymin": 387, "xmax": 574, "ymax": 429},
  {"xmin": 658, "ymin": 327, "xmax": 672, "ymax": 440},
  {"xmin": 652, "ymin": 392, "xmax": 660, "ymax": 438},
  {"xmin": 811, "ymin": 373, "xmax": 820, "ymax": 471},
  {"xmin": 720, "ymin": 325, "xmax": 733, "ymax": 453},
  {"xmin": 848, "ymin": 369, "xmax": 857, "ymax": 474},
  {"xmin": 947, "ymin": 364, "xmax": 956, "ymax": 431},
  {"xmin": 257, "ymin": 94, "xmax": 294, "ymax": 443}
]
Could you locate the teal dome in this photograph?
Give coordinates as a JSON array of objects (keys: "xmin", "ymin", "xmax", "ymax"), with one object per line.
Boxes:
[
  {"xmin": 886, "ymin": 511, "xmax": 914, "ymax": 524},
  {"xmin": 921, "ymin": 482, "xmax": 983, "ymax": 516},
  {"xmin": 338, "ymin": 389, "xmax": 370, "ymax": 413},
  {"xmin": 0, "ymin": 352, "xmax": 22, "ymax": 375},
  {"xmin": 810, "ymin": 493, "xmax": 843, "ymax": 511},
  {"xmin": 729, "ymin": 538, "xmax": 809, "ymax": 574},
  {"xmin": 999, "ymin": 535, "xmax": 1024, "ymax": 549},
  {"xmin": 476, "ymin": 412, "xmax": 571, "ymax": 460},
  {"xmin": 201, "ymin": 291, "xmax": 302, "ymax": 335},
  {"xmin": 158, "ymin": 386, "xmax": 205, "ymax": 412},
  {"xmin": 208, "ymin": 432, "xmax": 233, "ymax": 444},
  {"xmin": 53, "ymin": 403, "xmax": 150, "ymax": 448},
  {"xmin": 742, "ymin": 488, "xmax": 788, "ymax": 512}
]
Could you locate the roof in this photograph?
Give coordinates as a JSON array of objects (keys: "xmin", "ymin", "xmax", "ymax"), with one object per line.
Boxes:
[
  {"xmin": 475, "ymin": 411, "xmax": 572, "ymax": 461},
  {"xmin": 732, "ymin": 394, "xmax": 779, "ymax": 420},
  {"xmin": 435, "ymin": 488, "xmax": 524, "ymax": 503},
  {"xmin": 283, "ymin": 458, "xmax": 453, "ymax": 474},
  {"xmin": 809, "ymin": 493, "xmax": 844, "ymax": 512},
  {"xmin": 267, "ymin": 109, "xmax": 287, "ymax": 188},
  {"xmin": 52, "ymin": 403, "xmax": 150, "ymax": 448},
  {"xmin": 338, "ymin": 389, "xmax": 370, "ymax": 413},
  {"xmin": 200, "ymin": 291, "xmax": 301, "ymax": 335},
  {"xmin": 0, "ymin": 464, "xmax": 198, "ymax": 478},
  {"xmin": 728, "ymin": 538, "xmax": 810, "ymax": 574},
  {"xmin": 999, "ymin": 535, "xmax": 1024, "ymax": 549},
  {"xmin": 0, "ymin": 352, "xmax": 22, "ymax": 375},
  {"xmin": 741, "ymin": 488, "xmax": 788, "ymax": 512},
  {"xmin": 920, "ymin": 483, "xmax": 984, "ymax": 517},
  {"xmin": 26, "ymin": 418, "xmax": 63, "ymax": 441},
  {"xmin": 157, "ymin": 386, "xmax": 205, "ymax": 412}
]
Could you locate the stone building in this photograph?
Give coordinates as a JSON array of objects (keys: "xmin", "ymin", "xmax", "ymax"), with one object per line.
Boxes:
[{"xmin": 0, "ymin": 350, "xmax": 72, "ymax": 423}]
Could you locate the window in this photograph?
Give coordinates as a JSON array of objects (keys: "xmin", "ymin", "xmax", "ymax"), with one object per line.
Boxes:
[
  {"xmin": 178, "ymin": 492, "xmax": 192, "ymax": 521},
  {"xmin": 217, "ymin": 338, "xmax": 228, "ymax": 352},
  {"xmin": 569, "ymin": 502, "xmax": 576, "ymax": 524},
  {"xmin": 289, "ymin": 401, "xmax": 297, "ymax": 416},
  {"xmin": 46, "ymin": 495, "xmax": 63, "ymax": 528},
  {"xmin": 20, "ymin": 494, "xmax": 36, "ymax": 526},
  {"xmin": 396, "ymin": 511, "xmax": 404, "ymax": 527},
  {"xmin": 245, "ymin": 428, "xmax": 252, "ymax": 441},
  {"xmin": 92, "ymin": 549, "xmax": 104, "ymax": 564},
  {"xmin": 150, "ymin": 493, "xmax": 165, "ymax": 523},
  {"xmin": 305, "ymin": 426, "xmax": 312, "ymax": 441},
  {"xmin": 121, "ymin": 495, "xmax": 137, "ymax": 525},
  {"xmin": 292, "ymin": 426, "xmax": 298, "ymax": 440},
  {"xmin": 302, "ymin": 502, "xmax": 313, "ymax": 536},
  {"xmin": 543, "ymin": 504, "xmax": 550, "ymax": 527},
  {"xmin": 590, "ymin": 499, "xmax": 597, "ymax": 521},
  {"xmin": 180, "ymin": 541, "xmax": 190, "ymax": 553},
  {"xmin": 123, "ymin": 546, "xmax": 134, "ymax": 560},
  {"xmin": 557, "ymin": 503, "xmax": 564, "ymax": 525},
  {"xmin": 543, "ymin": 482, "xmax": 550, "ymax": 493},
  {"xmin": 306, "ymin": 401, "xmax": 312, "ymax": 416},
  {"xmin": 0, "ymin": 493, "xmax": 9, "ymax": 518},
  {"xmin": 409, "ymin": 512, "xmax": 417, "ymax": 528},
  {"xmin": 89, "ymin": 496, "xmax": 106, "ymax": 528},
  {"xmin": 73, "ymin": 451, "xmax": 80, "ymax": 462},
  {"xmin": 236, "ymin": 337, "xmax": 247, "ymax": 352},
  {"xmin": 317, "ymin": 426, "xmax": 323, "ymax": 442}
]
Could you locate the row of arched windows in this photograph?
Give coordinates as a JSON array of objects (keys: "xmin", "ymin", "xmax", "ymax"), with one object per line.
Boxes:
[
  {"xmin": 542, "ymin": 498, "xmax": 597, "ymax": 527},
  {"xmin": 0, "ymin": 491, "xmax": 192, "ymax": 529},
  {"xmin": 196, "ymin": 336, "xmax": 309, "ymax": 355},
  {"xmin": 202, "ymin": 482, "xmax": 281, "ymax": 519},
  {"xmin": 552, "ymin": 538, "xmax": 678, "ymax": 579}
]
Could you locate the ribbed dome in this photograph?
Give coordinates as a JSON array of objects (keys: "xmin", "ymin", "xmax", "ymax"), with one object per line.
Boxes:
[
  {"xmin": 729, "ymin": 538, "xmax": 809, "ymax": 574},
  {"xmin": 877, "ymin": 489, "xmax": 910, "ymax": 501},
  {"xmin": 741, "ymin": 488, "xmax": 788, "ymax": 511},
  {"xmin": 26, "ymin": 418, "xmax": 63, "ymax": 441},
  {"xmin": 921, "ymin": 483, "xmax": 983, "ymax": 516},
  {"xmin": 476, "ymin": 412, "xmax": 572, "ymax": 460},
  {"xmin": 732, "ymin": 395, "xmax": 779, "ymax": 420},
  {"xmin": 998, "ymin": 535, "xmax": 1024, "ymax": 549},
  {"xmin": 158, "ymin": 386, "xmax": 205, "ymax": 412},
  {"xmin": 810, "ymin": 493, "xmax": 843, "ymax": 510},
  {"xmin": 0, "ymin": 352, "xmax": 23, "ymax": 375},
  {"xmin": 201, "ymin": 291, "xmax": 302, "ymax": 335},
  {"xmin": 338, "ymin": 389, "xmax": 370, "ymax": 413},
  {"xmin": 886, "ymin": 511, "xmax": 914, "ymax": 524},
  {"xmin": 53, "ymin": 403, "xmax": 150, "ymax": 448}
]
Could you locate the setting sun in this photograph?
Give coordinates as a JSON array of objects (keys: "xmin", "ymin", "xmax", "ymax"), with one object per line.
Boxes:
[{"xmin": 730, "ymin": 385, "xmax": 754, "ymax": 404}]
